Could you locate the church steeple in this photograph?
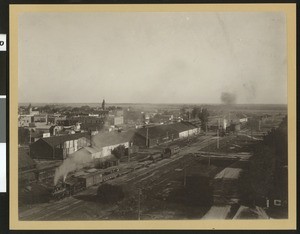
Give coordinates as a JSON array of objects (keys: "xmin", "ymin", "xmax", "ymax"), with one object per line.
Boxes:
[{"xmin": 102, "ymin": 99, "xmax": 105, "ymax": 110}]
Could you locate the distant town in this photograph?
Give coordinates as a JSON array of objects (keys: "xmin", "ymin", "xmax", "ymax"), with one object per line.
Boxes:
[{"xmin": 18, "ymin": 100, "xmax": 288, "ymax": 220}]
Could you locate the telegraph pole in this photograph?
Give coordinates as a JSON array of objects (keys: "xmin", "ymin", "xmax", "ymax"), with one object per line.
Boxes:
[
  {"xmin": 217, "ymin": 129, "xmax": 219, "ymax": 149},
  {"xmin": 146, "ymin": 127, "xmax": 149, "ymax": 148},
  {"xmin": 183, "ymin": 164, "xmax": 187, "ymax": 187}
]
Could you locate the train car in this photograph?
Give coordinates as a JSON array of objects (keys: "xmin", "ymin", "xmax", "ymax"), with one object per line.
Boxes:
[
  {"xmin": 76, "ymin": 170, "xmax": 104, "ymax": 188},
  {"xmin": 102, "ymin": 171, "xmax": 119, "ymax": 182},
  {"xmin": 64, "ymin": 177, "xmax": 86, "ymax": 195},
  {"xmin": 118, "ymin": 168, "xmax": 132, "ymax": 176},
  {"xmin": 150, "ymin": 153, "xmax": 163, "ymax": 162},
  {"xmin": 162, "ymin": 145, "xmax": 179, "ymax": 158},
  {"xmin": 102, "ymin": 166, "xmax": 119, "ymax": 175}
]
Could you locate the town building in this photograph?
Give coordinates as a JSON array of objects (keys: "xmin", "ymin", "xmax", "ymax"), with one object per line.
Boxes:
[
  {"xmin": 47, "ymin": 114, "xmax": 67, "ymax": 125},
  {"xmin": 33, "ymin": 114, "xmax": 48, "ymax": 123},
  {"xmin": 30, "ymin": 131, "xmax": 51, "ymax": 143},
  {"xmin": 109, "ymin": 116, "xmax": 124, "ymax": 126},
  {"xmin": 18, "ymin": 115, "xmax": 34, "ymax": 127},
  {"xmin": 236, "ymin": 113, "xmax": 248, "ymax": 123},
  {"xmin": 29, "ymin": 107, "xmax": 40, "ymax": 115}
]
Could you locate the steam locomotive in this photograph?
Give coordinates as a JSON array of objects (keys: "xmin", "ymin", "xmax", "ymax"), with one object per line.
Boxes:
[{"xmin": 50, "ymin": 166, "xmax": 122, "ymax": 200}]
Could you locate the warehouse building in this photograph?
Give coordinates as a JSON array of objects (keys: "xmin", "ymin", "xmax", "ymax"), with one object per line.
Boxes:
[
  {"xmin": 30, "ymin": 132, "xmax": 90, "ymax": 160},
  {"xmin": 133, "ymin": 122, "xmax": 200, "ymax": 147},
  {"xmin": 133, "ymin": 124, "xmax": 179, "ymax": 147},
  {"xmin": 91, "ymin": 131, "xmax": 134, "ymax": 158},
  {"xmin": 170, "ymin": 121, "xmax": 200, "ymax": 138}
]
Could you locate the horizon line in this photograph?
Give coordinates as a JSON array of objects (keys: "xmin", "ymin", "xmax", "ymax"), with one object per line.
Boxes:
[{"xmin": 18, "ymin": 102, "xmax": 288, "ymax": 106}]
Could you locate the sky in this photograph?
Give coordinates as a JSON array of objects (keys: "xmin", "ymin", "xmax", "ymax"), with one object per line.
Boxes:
[{"xmin": 18, "ymin": 11, "xmax": 287, "ymax": 104}]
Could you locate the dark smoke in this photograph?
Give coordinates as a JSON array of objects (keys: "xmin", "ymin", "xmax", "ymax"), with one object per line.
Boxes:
[{"xmin": 221, "ymin": 92, "xmax": 236, "ymax": 105}]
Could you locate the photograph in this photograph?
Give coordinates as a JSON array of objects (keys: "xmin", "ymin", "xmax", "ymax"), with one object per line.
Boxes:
[{"xmin": 9, "ymin": 3, "xmax": 296, "ymax": 230}]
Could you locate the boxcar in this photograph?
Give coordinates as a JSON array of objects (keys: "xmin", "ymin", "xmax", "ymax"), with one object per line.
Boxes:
[{"xmin": 150, "ymin": 153, "xmax": 163, "ymax": 162}]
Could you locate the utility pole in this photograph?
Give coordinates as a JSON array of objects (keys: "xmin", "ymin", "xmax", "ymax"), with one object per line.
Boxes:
[
  {"xmin": 146, "ymin": 127, "xmax": 149, "ymax": 148},
  {"xmin": 250, "ymin": 118, "xmax": 253, "ymax": 139},
  {"xmin": 217, "ymin": 118, "xmax": 220, "ymax": 149},
  {"xmin": 183, "ymin": 164, "xmax": 187, "ymax": 187},
  {"xmin": 217, "ymin": 129, "xmax": 219, "ymax": 149},
  {"xmin": 138, "ymin": 188, "xmax": 141, "ymax": 220},
  {"xmin": 128, "ymin": 143, "xmax": 131, "ymax": 162}
]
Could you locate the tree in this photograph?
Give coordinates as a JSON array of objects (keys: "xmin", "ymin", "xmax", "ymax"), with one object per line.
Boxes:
[
  {"xmin": 191, "ymin": 107, "xmax": 200, "ymax": 119},
  {"xmin": 111, "ymin": 145, "xmax": 126, "ymax": 159},
  {"xmin": 198, "ymin": 108, "xmax": 209, "ymax": 131},
  {"xmin": 239, "ymin": 116, "xmax": 288, "ymax": 208},
  {"xmin": 18, "ymin": 127, "xmax": 30, "ymax": 145}
]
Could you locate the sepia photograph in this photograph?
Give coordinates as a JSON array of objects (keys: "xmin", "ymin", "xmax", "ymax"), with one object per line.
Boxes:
[{"xmin": 10, "ymin": 3, "xmax": 296, "ymax": 230}]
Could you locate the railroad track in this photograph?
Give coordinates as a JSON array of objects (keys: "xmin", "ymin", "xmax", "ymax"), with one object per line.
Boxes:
[{"xmin": 19, "ymin": 135, "xmax": 226, "ymax": 220}]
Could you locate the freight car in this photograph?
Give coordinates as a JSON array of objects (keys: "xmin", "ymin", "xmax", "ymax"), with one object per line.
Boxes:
[
  {"xmin": 102, "ymin": 171, "xmax": 119, "ymax": 182},
  {"xmin": 162, "ymin": 145, "xmax": 179, "ymax": 158},
  {"xmin": 103, "ymin": 166, "xmax": 120, "ymax": 175},
  {"xmin": 65, "ymin": 177, "xmax": 86, "ymax": 195},
  {"xmin": 150, "ymin": 153, "xmax": 163, "ymax": 162},
  {"xmin": 75, "ymin": 169, "xmax": 104, "ymax": 188}
]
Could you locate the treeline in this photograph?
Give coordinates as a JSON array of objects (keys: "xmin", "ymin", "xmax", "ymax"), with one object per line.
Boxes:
[
  {"xmin": 181, "ymin": 107, "xmax": 209, "ymax": 130},
  {"xmin": 239, "ymin": 116, "xmax": 288, "ymax": 208},
  {"xmin": 24, "ymin": 104, "xmax": 122, "ymax": 115}
]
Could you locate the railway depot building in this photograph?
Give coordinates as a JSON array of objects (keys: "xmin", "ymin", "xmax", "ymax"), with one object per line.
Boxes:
[
  {"xmin": 133, "ymin": 122, "xmax": 200, "ymax": 147},
  {"xmin": 30, "ymin": 132, "xmax": 90, "ymax": 160}
]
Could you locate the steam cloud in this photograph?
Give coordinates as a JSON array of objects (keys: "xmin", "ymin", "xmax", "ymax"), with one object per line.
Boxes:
[
  {"xmin": 54, "ymin": 148, "xmax": 96, "ymax": 185},
  {"xmin": 221, "ymin": 92, "xmax": 236, "ymax": 105}
]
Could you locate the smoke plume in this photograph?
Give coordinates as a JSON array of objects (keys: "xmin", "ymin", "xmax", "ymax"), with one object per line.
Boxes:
[
  {"xmin": 221, "ymin": 92, "xmax": 236, "ymax": 105},
  {"xmin": 54, "ymin": 148, "xmax": 96, "ymax": 185}
]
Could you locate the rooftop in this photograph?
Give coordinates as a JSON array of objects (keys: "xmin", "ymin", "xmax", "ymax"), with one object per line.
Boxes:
[
  {"xmin": 136, "ymin": 122, "xmax": 198, "ymax": 139},
  {"xmin": 35, "ymin": 132, "xmax": 89, "ymax": 147},
  {"xmin": 91, "ymin": 130, "xmax": 135, "ymax": 149}
]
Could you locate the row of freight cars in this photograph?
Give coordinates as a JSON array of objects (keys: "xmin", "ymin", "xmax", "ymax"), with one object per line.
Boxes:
[
  {"xmin": 51, "ymin": 166, "xmax": 124, "ymax": 200},
  {"xmin": 51, "ymin": 145, "xmax": 180, "ymax": 200}
]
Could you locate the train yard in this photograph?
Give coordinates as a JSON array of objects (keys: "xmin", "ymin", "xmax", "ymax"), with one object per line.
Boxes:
[{"xmin": 20, "ymin": 133, "xmax": 237, "ymax": 220}]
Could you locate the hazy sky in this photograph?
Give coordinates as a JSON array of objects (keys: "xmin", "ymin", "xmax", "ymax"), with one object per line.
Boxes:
[{"xmin": 19, "ymin": 12, "xmax": 287, "ymax": 104}]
